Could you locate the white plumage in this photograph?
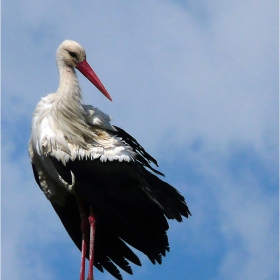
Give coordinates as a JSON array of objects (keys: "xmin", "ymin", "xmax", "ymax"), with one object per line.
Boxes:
[
  {"xmin": 29, "ymin": 40, "xmax": 190, "ymax": 280},
  {"xmin": 29, "ymin": 40, "xmax": 135, "ymax": 200}
]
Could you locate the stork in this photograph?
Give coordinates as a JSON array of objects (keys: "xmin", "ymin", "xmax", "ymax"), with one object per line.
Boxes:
[{"xmin": 29, "ymin": 40, "xmax": 191, "ymax": 280}]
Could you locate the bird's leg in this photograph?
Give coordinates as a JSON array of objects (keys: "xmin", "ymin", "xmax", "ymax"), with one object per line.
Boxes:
[
  {"xmin": 77, "ymin": 197, "xmax": 88, "ymax": 280},
  {"xmin": 87, "ymin": 206, "xmax": 96, "ymax": 280}
]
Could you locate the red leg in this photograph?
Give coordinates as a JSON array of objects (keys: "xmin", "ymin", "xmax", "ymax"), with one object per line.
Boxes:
[
  {"xmin": 77, "ymin": 197, "xmax": 88, "ymax": 280},
  {"xmin": 87, "ymin": 206, "xmax": 96, "ymax": 280}
]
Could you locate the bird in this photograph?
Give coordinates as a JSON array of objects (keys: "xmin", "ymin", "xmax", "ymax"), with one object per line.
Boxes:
[{"xmin": 28, "ymin": 39, "xmax": 191, "ymax": 280}]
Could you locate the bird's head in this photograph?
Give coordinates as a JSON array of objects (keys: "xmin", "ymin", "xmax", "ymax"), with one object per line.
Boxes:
[{"xmin": 57, "ymin": 40, "xmax": 112, "ymax": 101}]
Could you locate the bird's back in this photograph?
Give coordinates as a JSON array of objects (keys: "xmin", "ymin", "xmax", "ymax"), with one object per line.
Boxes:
[{"xmin": 30, "ymin": 104, "xmax": 191, "ymax": 279}]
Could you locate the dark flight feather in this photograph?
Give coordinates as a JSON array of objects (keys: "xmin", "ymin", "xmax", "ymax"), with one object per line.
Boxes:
[{"xmin": 35, "ymin": 126, "xmax": 190, "ymax": 280}]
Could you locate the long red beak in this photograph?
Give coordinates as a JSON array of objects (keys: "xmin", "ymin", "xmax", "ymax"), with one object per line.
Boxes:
[{"xmin": 76, "ymin": 60, "xmax": 112, "ymax": 101}]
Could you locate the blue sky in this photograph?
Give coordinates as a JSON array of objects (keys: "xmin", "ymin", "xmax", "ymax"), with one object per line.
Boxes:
[{"xmin": 2, "ymin": 1, "xmax": 278, "ymax": 280}]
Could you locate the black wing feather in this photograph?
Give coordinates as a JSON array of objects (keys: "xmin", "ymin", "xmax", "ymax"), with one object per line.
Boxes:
[
  {"xmin": 112, "ymin": 125, "xmax": 164, "ymax": 176},
  {"xmin": 33, "ymin": 126, "xmax": 190, "ymax": 280}
]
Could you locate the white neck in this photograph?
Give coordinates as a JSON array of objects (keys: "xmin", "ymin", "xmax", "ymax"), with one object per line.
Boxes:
[
  {"xmin": 57, "ymin": 64, "xmax": 82, "ymax": 101},
  {"xmin": 52, "ymin": 64, "xmax": 86, "ymax": 126}
]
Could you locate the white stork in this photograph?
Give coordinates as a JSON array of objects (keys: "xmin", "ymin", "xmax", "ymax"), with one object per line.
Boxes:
[{"xmin": 29, "ymin": 40, "xmax": 191, "ymax": 280}]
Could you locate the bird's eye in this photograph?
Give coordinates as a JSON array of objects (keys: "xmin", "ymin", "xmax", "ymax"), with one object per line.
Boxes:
[{"xmin": 68, "ymin": 51, "xmax": 77, "ymax": 59}]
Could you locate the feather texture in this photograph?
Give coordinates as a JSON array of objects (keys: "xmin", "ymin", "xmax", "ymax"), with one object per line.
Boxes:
[{"xmin": 29, "ymin": 40, "xmax": 191, "ymax": 280}]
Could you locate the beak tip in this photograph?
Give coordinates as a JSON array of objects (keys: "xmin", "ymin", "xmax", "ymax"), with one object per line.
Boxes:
[{"xmin": 77, "ymin": 60, "xmax": 113, "ymax": 102}]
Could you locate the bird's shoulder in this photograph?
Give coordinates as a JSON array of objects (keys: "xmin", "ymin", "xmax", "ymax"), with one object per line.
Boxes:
[{"xmin": 83, "ymin": 105, "xmax": 116, "ymax": 132}]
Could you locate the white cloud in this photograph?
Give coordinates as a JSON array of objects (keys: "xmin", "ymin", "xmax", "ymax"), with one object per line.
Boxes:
[
  {"xmin": 2, "ymin": 0, "xmax": 277, "ymax": 279},
  {"xmin": 217, "ymin": 182, "xmax": 278, "ymax": 280}
]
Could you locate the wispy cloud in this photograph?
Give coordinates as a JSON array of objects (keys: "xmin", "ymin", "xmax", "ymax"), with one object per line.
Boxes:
[{"xmin": 2, "ymin": 0, "xmax": 278, "ymax": 280}]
